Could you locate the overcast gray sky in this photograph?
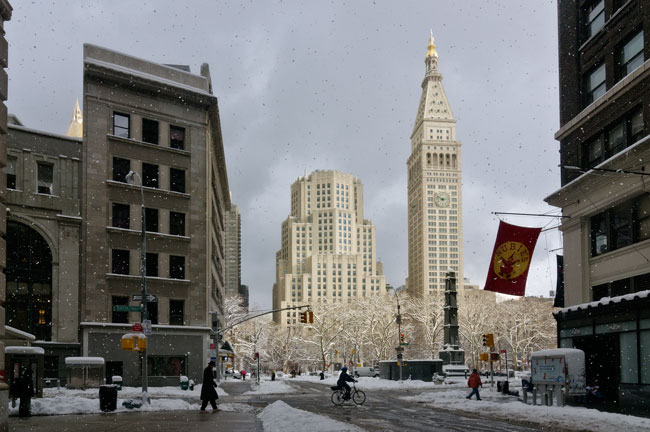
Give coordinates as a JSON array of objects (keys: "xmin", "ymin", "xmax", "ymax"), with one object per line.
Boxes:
[{"xmin": 6, "ymin": 0, "xmax": 561, "ymax": 310}]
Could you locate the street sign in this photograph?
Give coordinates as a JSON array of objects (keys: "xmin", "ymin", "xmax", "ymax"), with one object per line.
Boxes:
[
  {"xmin": 500, "ymin": 349, "xmax": 507, "ymax": 354},
  {"xmin": 132, "ymin": 323, "xmax": 143, "ymax": 332},
  {"xmin": 142, "ymin": 319, "xmax": 152, "ymax": 336},
  {"xmin": 131, "ymin": 294, "xmax": 158, "ymax": 302},
  {"xmin": 401, "ymin": 342, "xmax": 409, "ymax": 346},
  {"xmin": 112, "ymin": 305, "xmax": 142, "ymax": 312}
]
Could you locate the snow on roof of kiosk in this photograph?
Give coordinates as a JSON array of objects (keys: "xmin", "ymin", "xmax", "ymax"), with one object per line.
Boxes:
[
  {"xmin": 5, "ymin": 346, "xmax": 44, "ymax": 355},
  {"xmin": 556, "ymin": 289, "xmax": 650, "ymax": 314},
  {"xmin": 65, "ymin": 357, "xmax": 105, "ymax": 366}
]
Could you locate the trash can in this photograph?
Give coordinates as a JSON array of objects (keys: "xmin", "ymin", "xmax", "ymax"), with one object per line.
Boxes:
[
  {"xmin": 180, "ymin": 375, "xmax": 189, "ymax": 390},
  {"xmin": 99, "ymin": 385, "xmax": 118, "ymax": 412},
  {"xmin": 497, "ymin": 380, "xmax": 509, "ymax": 394},
  {"xmin": 112, "ymin": 376, "xmax": 122, "ymax": 391}
]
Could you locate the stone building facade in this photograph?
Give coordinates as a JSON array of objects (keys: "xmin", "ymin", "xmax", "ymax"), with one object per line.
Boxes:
[
  {"xmin": 4, "ymin": 121, "xmax": 82, "ymax": 379},
  {"xmin": 80, "ymin": 45, "xmax": 230, "ymax": 386},
  {"xmin": 0, "ymin": 1, "xmax": 12, "ymax": 429},
  {"xmin": 406, "ymin": 34, "xmax": 464, "ymax": 297},
  {"xmin": 273, "ymin": 170, "xmax": 386, "ymax": 325},
  {"xmin": 546, "ymin": 0, "xmax": 650, "ymax": 411}
]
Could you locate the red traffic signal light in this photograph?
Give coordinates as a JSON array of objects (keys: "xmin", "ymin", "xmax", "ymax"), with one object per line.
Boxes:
[{"xmin": 400, "ymin": 333, "xmax": 405, "ymax": 343}]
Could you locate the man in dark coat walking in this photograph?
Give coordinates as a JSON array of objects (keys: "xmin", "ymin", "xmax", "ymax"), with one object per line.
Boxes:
[{"xmin": 200, "ymin": 361, "xmax": 219, "ymax": 411}]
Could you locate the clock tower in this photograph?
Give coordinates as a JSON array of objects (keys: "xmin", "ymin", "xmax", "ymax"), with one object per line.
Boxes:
[{"xmin": 406, "ymin": 32, "xmax": 464, "ymax": 297}]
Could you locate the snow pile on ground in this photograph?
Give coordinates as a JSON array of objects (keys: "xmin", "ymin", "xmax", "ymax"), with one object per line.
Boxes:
[
  {"xmin": 9, "ymin": 395, "xmax": 200, "ymax": 416},
  {"xmin": 403, "ymin": 388, "xmax": 650, "ymax": 432},
  {"xmin": 258, "ymin": 400, "xmax": 365, "ymax": 432},
  {"xmin": 243, "ymin": 379, "xmax": 296, "ymax": 395},
  {"xmin": 9, "ymin": 384, "xmax": 229, "ymax": 416}
]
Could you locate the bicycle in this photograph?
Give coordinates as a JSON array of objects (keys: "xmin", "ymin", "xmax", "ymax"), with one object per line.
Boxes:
[{"xmin": 331, "ymin": 381, "xmax": 366, "ymax": 406}]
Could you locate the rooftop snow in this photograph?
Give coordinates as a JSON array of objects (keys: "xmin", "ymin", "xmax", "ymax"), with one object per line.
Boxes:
[{"xmin": 556, "ymin": 289, "xmax": 650, "ymax": 315}]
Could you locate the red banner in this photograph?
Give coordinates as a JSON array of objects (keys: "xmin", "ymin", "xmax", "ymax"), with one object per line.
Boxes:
[{"xmin": 484, "ymin": 221, "xmax": 541, "ymax": 296}]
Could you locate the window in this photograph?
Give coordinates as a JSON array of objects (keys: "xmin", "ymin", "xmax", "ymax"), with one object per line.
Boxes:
[
  {"xmin": 147, "ymin": 356, "xmax": 186, "ymax": 377},
  {"xmin": 618, "ymin": 30, "xmax": 644, "ymax": 80},
  {"xmin": 144, "ymin": 207, "xmax": 159, "ymax": 232},
  {"xmin": 112, "ymin": 203, "xmax": 130, "ymax": 229},
  {"xmin": 170, "ymin": 168, "xmax": 186, "ymax": 193},
  {"xmin": 170, "ymin": 125, "xmax": 185, "ymax": 150},
  {"xmin": 112, "ymin": 296, "xmax": 129, "ymax": 323},
  {"xmin": 6, "ymin": 156, "xmax": 16, "ymax": 189},
  {"xmin": 142, "ymin": 118, "xmax": 159, "ymax": 144},
  {"xmin": 593, "ymin": 272, "xmax": 650, "ymax": 301},
  {"xmin": 606, "ymin": 122, "xmax": 625, "ymax": 155},
  {"xmin": 113, "ymin": 157, "xmax": 130, "ymax": 182},
  {"xmin": 113, "ymin": 112, "xmax": 130, "ymax": 138},
  {"xmin": 147, "ymin": 301, "xmax": 158, "ymax": 324},
  {"xmin": 584, "ymin": 63, "xmax": 606, "ymax": 105},
  {"xmin": 590, "ymin": 193, "xmax": 650, "ymax": 256},
  {"xmin": 169, "ymin": 299, "xmax": 184, "ymax": 325},
  {"xmin": 584, "ymin": 0, "xmax": 604, "ymax": 40},
  {"xmin": 142, "ymin": 163, "xmax": 159, "ymax": 188},
  {"xmin": 169, "ymin": 255, "xmax": 185, "ymax": 279},
  {"xmin": 112, "ymin": 249, "xmax": 129, "ymax": 274},
  {"xmin": 630, "ymin": 110, "xmax": 644, "ymax": 143},
  {"xmin": 37, "ymin": 163, "xmax": 53, "ymax": 194},
  {"xmin": 146, "ymin": 252, "xmax": 158, "ymax": 277},
  {"xmin": 170, "ymin": 212, "xmax": 186, "ymax": 236}
]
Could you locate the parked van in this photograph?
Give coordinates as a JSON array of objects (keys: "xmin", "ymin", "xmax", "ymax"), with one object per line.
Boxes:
[{"xmin": 353, "ymin": 367, "xmax": 379, "ymax": 378}]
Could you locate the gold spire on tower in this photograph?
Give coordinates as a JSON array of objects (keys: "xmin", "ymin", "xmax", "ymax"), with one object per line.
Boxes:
[
  {"xmin": 426, "ymin": 29, "xmax": 438, "ymax": 59},
  {"xmin": 66, "ymin": 99, "xmax": 83, "ymax": 138}
]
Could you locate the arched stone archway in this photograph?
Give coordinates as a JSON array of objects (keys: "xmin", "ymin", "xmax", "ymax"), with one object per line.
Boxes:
[{"xmin": 5, "ymin": 220, "xmax": 53, "ymax": 341}]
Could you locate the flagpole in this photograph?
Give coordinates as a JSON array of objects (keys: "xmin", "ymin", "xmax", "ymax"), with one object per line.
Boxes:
[{"xmin": 491, "ymin": 212, "xmax": 569, "ymax": 218}]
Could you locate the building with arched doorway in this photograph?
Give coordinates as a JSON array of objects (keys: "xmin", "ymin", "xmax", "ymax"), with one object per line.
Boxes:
[{"xmin": 3, "ymin": 118, "xmax": 82, "ymax": 383}]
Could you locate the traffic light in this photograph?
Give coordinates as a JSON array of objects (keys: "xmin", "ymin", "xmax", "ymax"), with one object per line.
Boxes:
[
  {"xmin": 400, "ymin": 333, "xmax": 405, "ymax": 343},
  {"xmin": 300, "ymin": 312, "xmax": 307, "ymax": 323},
  {"xmin": 490, "ymin": 352, "xmax": 500, "ymax": 361},
  {"xmin": 308, "ymin": 311, "xmax": 314, "ymax": 323},
  {"xmin": 482, "ymin": 333, "xmax": 495, "ymax": 348}
]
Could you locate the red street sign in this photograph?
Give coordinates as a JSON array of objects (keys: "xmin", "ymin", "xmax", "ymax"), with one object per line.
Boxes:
[
  {"xmin": 500, "ymin": 349, "xmax": 507, "ymax": 353},
  {"xmin": 209, "ymin": 344, "xmax": 216, "ymax": 350},
  {"xmin": 132, "ymin": 323, "xmax": 143, "ymax": 332}
]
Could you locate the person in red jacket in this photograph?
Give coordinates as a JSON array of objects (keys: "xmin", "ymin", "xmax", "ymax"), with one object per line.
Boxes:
[{"xmin": 466, "ymin": 369, "xmax": 483, "ymax": 400}]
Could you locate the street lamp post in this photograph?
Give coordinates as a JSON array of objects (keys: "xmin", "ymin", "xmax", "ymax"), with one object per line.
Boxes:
[
  {"xmin": 393, "ymin": 288, "xmax": 403, "ymax": 383},
  {"xmin": 126, "ymin": 170, "xmax": 148, "ymax": 402}
]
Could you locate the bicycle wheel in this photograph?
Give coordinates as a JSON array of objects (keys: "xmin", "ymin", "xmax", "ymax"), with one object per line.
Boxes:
[
  {"xmin": 352, "ymin": 389, "xmax": 366, "ymax": 405},
  {"xmin": 331, "ymin": 390, "xmax": 345, "ymax": 406}
]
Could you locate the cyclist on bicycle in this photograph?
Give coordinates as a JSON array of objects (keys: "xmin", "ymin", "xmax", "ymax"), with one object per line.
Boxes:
[{"xmin": 337, "ymin": 366, "xmax": 356, "ymax": 400}]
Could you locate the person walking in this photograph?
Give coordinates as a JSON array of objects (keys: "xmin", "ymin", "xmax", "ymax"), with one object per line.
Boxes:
[
  {"xmin": 200, "ymin": 361, "xmax": 219, "ymax": 412},
  {"xmin": 241, "ymin": 370, "xmax": 246, "ymax": 380},
  {"xmin": 466, "ymin": 368, "xmax": 483, "ymax": 400}
]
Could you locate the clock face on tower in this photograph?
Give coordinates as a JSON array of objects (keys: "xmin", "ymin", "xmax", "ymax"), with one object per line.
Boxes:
[{"xmin": 434, "ymin": 192, "xmax": 450, "ymax": 207}]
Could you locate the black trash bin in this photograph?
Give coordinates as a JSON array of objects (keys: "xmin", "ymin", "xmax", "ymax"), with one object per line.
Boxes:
[{"xmin": 99, "ymin": 385, "xmax": 118, "ymax": 412}]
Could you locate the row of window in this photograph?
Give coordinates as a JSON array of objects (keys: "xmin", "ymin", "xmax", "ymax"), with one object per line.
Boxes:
[
  {"xmin": 592, "ymin": 271, "xmax": 650, "ymax": 301},
  {"xmin": 591, "ymin": 193, "xmax": 650, "ymax": 256},
  {"xmin": 584, "ymin": 28, "xmax": 644, "ymax": 107},
  {"xmin": 112, "ymin": 296, "xmax": 184, "ymax": 326},
  {"xmin": 6, "ymin": 158, "xmax": 56, "ymax": 195},
  {"xmin": 113, "ymin": 112, "xmax": 186, "ymax": 150},
  {"xmin": 582, "ymin": 108, "xmax": 644, "ymax": 168},
  {"xmin": 113, "ymin": 157, "xmax": 186, "ymax": 192},
  {"xmin": 111, "ymin": 249, "xmax": 186, "ymax": 279},
  {"xmin": 112, "ymin": 203, "xmax": 186, "ymax": 236}
]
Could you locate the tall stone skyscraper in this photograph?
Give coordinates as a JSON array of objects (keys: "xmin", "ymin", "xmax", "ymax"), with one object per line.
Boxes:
[
  {"xmin": 225, "ymin": 204, "xmax": 241, "ymax": 297},
  {"xmin": 273, "ymin": 170, "xmax": 386, "ymax": 326},
  {"xmin": 407, "ymin": 33, "xmax": 464, "ymax": 297}
]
